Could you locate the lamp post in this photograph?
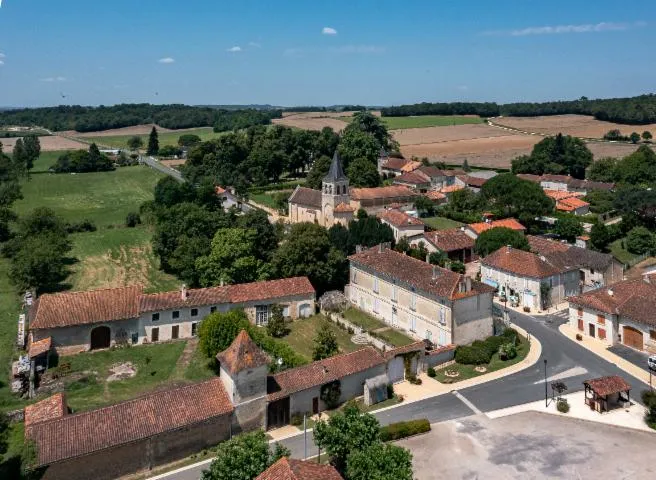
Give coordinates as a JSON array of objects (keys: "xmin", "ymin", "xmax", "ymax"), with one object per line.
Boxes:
[{"xmin": 544, "ymin": 359, "xmax": 548, "ymax": 407}]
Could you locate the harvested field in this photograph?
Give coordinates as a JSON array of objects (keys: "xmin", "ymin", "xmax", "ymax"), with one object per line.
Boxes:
[
  {"xmin": 0, "ymin": 135, "xmax": 88, "ymax": 151},
  {"xmin": 492, "ymin": 114, "xmax": 656, "ymax": 139},
  {"xmin": 273, "ymin": 116, "xmax": 349, "ymax": 131},
  {"xmin": 587, "ymin": 141, "xmax": 643, "ymax": 159},
  {"xmin": 63, "ymin": 123, "xmax": 178, "ymax": 137},
  {"xmin": 382, "ymin": 115, "xmax": 483, "ymax": 130},
  {"xmin": 281, "ymin": 110, "xmax": 380, "ymax": 118},
  {"xmin": 393, "ymin": 123, "xmax": 510, "ymax": 145}
]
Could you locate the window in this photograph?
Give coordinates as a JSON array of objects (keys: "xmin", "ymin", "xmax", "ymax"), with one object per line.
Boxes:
[
  {"xmin": 425, "ymin": 330, "xmax": 432, "ymax": 342},
  {"xmin": 651, "ymin": 330, "xmax": 656, "ymax": 341},
  {"xmin": 210, "ymin": 306, "xmax": 217, "ymax": 313},
  {"xmin": 172, "ymin": 310, "xmax": 180, "ymax": 319},
  {"xmin": 598, "ymin": 328, "xmax": 606, "ymax": 340},
  {"xmin": 172, "ymin": 325, "xmax": 179, "ymax": 340},
  {"xmin": 577, "ymin": 319, "xmax": 584, "ymax": 331},
  {"xmin": 373, "ymin": 298, "xmax": 380, "ymax": 314},
  {"xmin": 283, "ymin": 306, "xmax": 290, "ymax": 317},
  {"xmin": 255, "ymin": 305, "xmax": 269, "ymax": 326},
  {"xmin": 131, "ymin": 332, "xmax": 138, "ymax": 344},
  {"xmin": 151, "ymin": 313, "xmax": 160, "ymax": 322},
  {"xmin": 438, "ymin": 308, "xmax": 445, "ymax": 325},
  {"xmin": 410, "ymin": 294, "xmax": 417, "ymax": 311},
  {"xmin": 597, "ymin": 314, "xmax": 605, "ymax": 325},
  {"xmin": 410, "ymin": 317, "xmax": 416, "ymax": 332},
  {"xmin": 191, "ymin": 308, "xmax": 198, "ymax": 317},
  {"xmin": 590, "ymin": 269, "xmax": 595, "ymax": 274},
  {"xmin": 392, "ymin": 285, "xmax": 398, "ymax": 302},
  {"xmin": 151, "ymin": 327, "xmax": 159, "ymax": 342},
  {"xmin": 373, "ymin": 277, "xmax": 379, "ymax": 293},
  {"xmin": 191, "ymin": 322, "xmax": 198, "ymax": 336}
]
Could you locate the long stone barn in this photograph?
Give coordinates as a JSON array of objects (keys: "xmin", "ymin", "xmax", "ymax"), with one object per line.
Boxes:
[
  {"xmin": 25, "ymin": 331, "xmax": 428, "ymax": 480},
  {"xmin": 28, "ymin": 277, "xmax": 316, "ymax": 355}
]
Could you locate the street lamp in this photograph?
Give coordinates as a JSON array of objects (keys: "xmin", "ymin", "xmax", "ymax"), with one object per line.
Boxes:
[{"xmin": 544, "ymin": 359, "xmax": 548, "ymax": 407}]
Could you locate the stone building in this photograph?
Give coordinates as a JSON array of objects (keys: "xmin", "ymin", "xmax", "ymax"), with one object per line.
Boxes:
[
  {"xmin": 256, "ymin": 457, "xmax": 343, "ymax": 480},
  {"xmin": 378, "ymin": 208, "xmax": 425, "ymax": 242}
]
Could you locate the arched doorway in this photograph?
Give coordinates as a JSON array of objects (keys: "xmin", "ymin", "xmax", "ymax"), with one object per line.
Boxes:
[{"xmin": 90, "ymin": 326, "xmax": 111, "ymax": 350}]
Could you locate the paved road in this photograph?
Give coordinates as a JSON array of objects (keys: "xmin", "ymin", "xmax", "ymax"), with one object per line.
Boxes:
[
  {"xmin": 609, "ymin": 343, "xmax": 651, "ymax": 374},
  {"xmin": 155, "ymin": 309, "xmax": 650, "ymax": 480}
]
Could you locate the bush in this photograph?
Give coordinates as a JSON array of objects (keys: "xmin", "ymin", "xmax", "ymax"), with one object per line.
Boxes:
[
  {"xmin": 125, "ymin": 212, "xmax": 141, "ymax": 228},
  {"xmin": 556, "ymin": 398, "xmax": 570, "ymax": 413},
  {"xmin": 455, "ymin": 344, "xmax": 490, "ymax": 365},
  {"xmin": 380, "ymin": 419, "xmax": 431, "ymax": 442},
  {"xmin": 499, "ymin": 342, "xmax": 517, "ymax": 361},
  {"xmin": 502, "ymin": 327, "xmax": 519, "ymax": 345},
  {"xmin": 66, "ymin": 219, "xmax": 97, "ymax": 233},
  {"xmin": 641, "ymin": 389, "xmax": 656, "ymax": 408},
  {"xmin": 290, "ymin": 413, "xmax": 304, "ymax": 427},
  {"xmin": 427, "ymin": 367, "xmax": 436, "ymax": 378}
]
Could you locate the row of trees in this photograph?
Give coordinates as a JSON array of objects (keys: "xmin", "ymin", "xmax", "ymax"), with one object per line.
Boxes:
[
  {"xmin": 382, "ymin": 94, "xmax": 656, "ymax": 125},
  {"xmin": 0, "ymin": 104, "xmax": 282, "ymax": 132},
  {"xmin": 511, "ymin": 133, "xmax": 593, "ymax": 179},
  {"xmin": 603, "ymin": 129, "xmax": 652, "ymax": 143},
  {"xmin": 587, "ymin": 145, "xmax": 656, "ymax": 185},
  {"xmin": 50, "ymin": 143, "xmax": 114, "ymax": 173}
]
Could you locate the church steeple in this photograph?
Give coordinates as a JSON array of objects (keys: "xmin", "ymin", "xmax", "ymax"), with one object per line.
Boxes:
[
  {"xmin": 323, "ymin": 151, "xmax": 348, "ymax": 183},
  {"xmin": 321, "ymin": 150, "xmax": 350, "ymax": 211}
]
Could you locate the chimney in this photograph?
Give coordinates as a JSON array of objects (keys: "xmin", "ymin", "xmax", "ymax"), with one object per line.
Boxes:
[
  {"xmin": 460, "ymin": 226, "xmax": 465, "ymax": 232},
  {"xmin": 356, "ymin": 245, "xmax": 363, "ymax": 254},
  {"xmin": 181, "ymin": 284, "xmax": 188, "ymax": 300}
]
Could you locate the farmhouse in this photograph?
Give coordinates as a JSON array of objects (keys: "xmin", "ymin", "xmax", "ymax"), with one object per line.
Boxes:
[
  {"xmin": 29, "ymin": 277, "xmax": 316, "ymax": 355},
  {"xmin": 517, "ymin": 173, "xmax": 615, "ymax": 194},
  {"xmin": 455, "ymin": 174, "xmax": 488, "ymax": 192},
  {"xmin": 378, "ymin": 208, "xmax": 425, "ymax": 242},
  {"xmin": 422, "ymin": 228, "xmax": 475, "ymax": 263},
  {"xmin": 480, "ymin": 245, "xmax": 580, "ymax": 311},
  {"xmin": 379, "ymin": 156, "xmax": 421, "ymax": 176},
  {"xmin": 346, "ymin": 244, "xmax": 495, "ymax": 347},
  {"xmin": 464, "ymin": 218, "xmax": 526, "ymax": 239},
  {"xmin": 568, "ymin": 277, "xmax": 656, "ymax": 352}
]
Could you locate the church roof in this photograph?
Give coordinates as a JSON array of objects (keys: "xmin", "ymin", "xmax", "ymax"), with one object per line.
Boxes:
[
  {"xmin": 323, "ymin": 151, "xmax": 348, "ymax": 183},
  {"xmin": 288, "ymin": 186, "xmax": 322, "ymax": 208}
]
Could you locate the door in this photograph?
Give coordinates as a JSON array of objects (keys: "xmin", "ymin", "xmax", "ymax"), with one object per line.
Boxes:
[
  {"xmin": 312, "ymin": 397, "xmax": 319, "ymax": 415},
  {"xmin": 388, "ymin": 356, "xmax": 405, "ymax": 383},
  {"xmin": 90, "ymin": 326, "xmax": 111, "ymax": 350},
  {"xmin": 578, "ymin": 319, "xmax": 584, "ymax": 331},
  {"xmin": 151, "ymin": 327, "xmax": 159, "ymax": 342},
  {"xmin": 172, "ymin": 325, "xmax": 179, "ymax": 340},
  {"xmin": 299, "ymin": 303, "xmax": 312, "ymax": 318},
  {"xmin": 267, "ymin": 397, "xmax": 290, "ymax": 430},
  {"xmin": 588, "ymin": 323, "xmax": 595, "ymax": 338},
  {"xmin": 623, "ymin": 326, "xmax": 644, "ymax": 350}
]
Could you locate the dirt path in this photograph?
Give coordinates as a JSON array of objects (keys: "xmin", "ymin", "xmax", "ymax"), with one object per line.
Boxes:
[{"xmin": 171, "ymin": 338, "xmax": 197, "ymax": 379}]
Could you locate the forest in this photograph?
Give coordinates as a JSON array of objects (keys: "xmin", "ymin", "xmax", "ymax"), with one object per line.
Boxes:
[
  {"xmin": 381, "ymin": 94, "xmax": 656, "ymax": 125},
  {"xmin": 0, "ymin": 104, "xmax": 282, "ymax": 132}
]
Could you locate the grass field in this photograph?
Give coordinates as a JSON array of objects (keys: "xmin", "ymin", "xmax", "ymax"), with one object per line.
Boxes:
[
  {"xmin": 343, "ymin": 307, "xmax": 387, "ymax": 331},
  {"xmin": 79, "ymin": 127, "xmax": 220, "ymax": 150},
  {"xmin": 382, "ymin": 115, "xmax": 484, "ymax": 130},
  {"xmin": 610, "ymin": 238, "xmax": 640, "ymax": 265},
  {"xmin": 282, "ymin": 315, "xmax": 360, "ymax": 359},
  {"xmin": 0, "ymin": 259, "xmax": 22, "ymax": 411},
  {"xmin": 372, "ymin": 328, "xmax": 415, "ymax": 347},
  {"xmin": 423, "ymin": 216, "xmax": 464, "ymax": 230}
]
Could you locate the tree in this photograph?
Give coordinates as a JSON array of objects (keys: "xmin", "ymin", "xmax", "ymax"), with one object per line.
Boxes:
[
  {"xmin": 587, "ymin": 157, "xmax": 618, "ymax": 183},
  {"xmin": 154, "ymin": 176, "xmax": 195, "ymax": 207},
  {"xmin": 626, "ymin": 227, "xmax": 655, "ymax": 255},
  {"xmin": 178, "ymin": 134, "xmax": 202, "ymax": 147},
  {"xmin": 615, "ymin": 145, "xmax": 656, "ymax": 185},
  {"xmin": 511, "ymin": 134, "xmax": 593, "ymax": 179},
  {"xmin": 614, "ymin": 187, "xmax": 656, "ymax": 228},
  {"xmin": 450, "ymin": 260, "xmax": 466, "ymax": 274},
  {"xmin": 414, "ymin": 196, "xmax": 436, "ymax": 217},
  {"xmin": 474, "ymin": 227, "xmax": 530, "ymax": 256},
  {"xmin": 127, "ymin": 136, "xmax": 144, "ymax": 150},
  {"xmin": 195, "ymin": 228, "xmax": 264, "ymax": 286},
  {"xmin": 346, "ymin": 157, "xmax": 381, "ymax": 187},
  {"xmin": 201, "ymin": 430, "xmax": 289, "ymax": 480},
  {"xmin": 589, "ymin": 222, "xmax": 611, "ymax": 252},
  {"xmin": 306, "ymin": 154, "xmax": 332, "ymax": 190},
  {"xmin": 328, "ymin": 223, "xmax": 351, "ymax": 255},
  {"xmin": 395, "ymin": 236, "xmax": 410, "ymax": 254},
  {"xmin": 346, "ymin": 442, "xmax": 414, "ymax": 480},
  {"xmin": 8, "ymin": 234, "xmax": 70, "ymax": 293},
  {"xmin": 428, "ymin": 251, "xmax": 447, "ymax": 267},
  {"xmin": 197, "ymin": 309, "xmax": 251, "ymax": 358},
  {"xmin": 314, "ymin": 403, "xmax": 381, "ymax": 473},
  {"xmin": 266, "ymin": 304, "xmax": 288, "ymax": 338},
  {"xmin": 630, "ymin": 132, "xmax": 641, "ymax": 144},
  {"xmin": 540, "ymin": 282, "xmax": 552, "ymax": 310},
  {"xmin": 462, "ymin": 158, "xmax": 471, "ymax": 172},
  {"xmin": 237, "ymin": 209, "xmax": 280, "ymax": 262},
  {"xmin": 0, "ymin": 412, "xmax": 8, "ymax": 456},
  {"xmin": 338, "ymin": 129, "xmax": 380, "ymax": 168},
  {"xmin": 11, "ymin": 139, "xmax": 27, "ymax": 178},
  {"xmin": 481, "ymin": 173, "xmax": 553, "ymax": 224},
  {"xmin": 312, "ymin": 322, "xmax": 339, "ymax": 360},
  {"xmin": 343, "ymin": 111, "xmax": 396, "ymax": 152},
  {"xmin": 643, "ymin": 131, "xmax": 653, "ymax": 143},
  {"xmin": 22, "ymin": 135, "xmax": 41, "ymax": 175},
  {"xmin": 346, "ymin": 216, "xmax": 394, "ymax": 254},
  {"xmin": 554, "ymin": 216, "xmax": 583, "ymax": 243},
  {"xmin": 147, "ymin": 126, "xmax": 159, "ymax": 155}
]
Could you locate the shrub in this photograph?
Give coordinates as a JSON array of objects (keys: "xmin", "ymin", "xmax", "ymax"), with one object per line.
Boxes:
[
  {"xmin": 380, "ymin": 419, "xmax": 431, "ymax": 442},
  {"xmin": 125, "ymin": 212, "xmax": 141, "ymax": 228},
  {"xmin": 320, "ymin": 380, "xmax": 342, "ymax": 410},
  {"xmin": 66, "ymin": 219, "xmax": 97, "ymax": 233},
  {"xmin": 502, "ymin": 327, "xmax": 519, "ymax": 343},
  {"xmin": 499, "ymin": 342, "xmax": 517, "ymax": 361},
  {"xmin": 556, "ymin": 398, "xmax": 570, "ymax": 413},
  {"xmin": 455, "ymin": 344, "xmax": 490, "ymax": 365},
  {"xmin": 641, "ymin": 389, "xmax": 656, "ymax": 408},
  {"xmin": 290, "ymin": 413, "xmax": 303, "ymax": 426},
  {"xmin": 427, "ymin": 367, "xmax": 436, "ymax": 378}
]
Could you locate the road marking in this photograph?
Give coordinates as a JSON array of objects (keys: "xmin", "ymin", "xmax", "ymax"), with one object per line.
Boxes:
[
  {"xmin": 452, "ymin": 390, "xmax": 482, "ymax": 415},
  {"xmin": 532, "ymin": 366, "xmax": 588, "ymax": 385}
]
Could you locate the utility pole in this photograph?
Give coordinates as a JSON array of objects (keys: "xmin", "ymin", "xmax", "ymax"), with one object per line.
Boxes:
[
  {"xmin": 303, "ymin": 414, "xmax": 307, "ymax": 460},
  {"xmin": 544, "ymin": 359, "xmax": 548, "ymax": 407}
]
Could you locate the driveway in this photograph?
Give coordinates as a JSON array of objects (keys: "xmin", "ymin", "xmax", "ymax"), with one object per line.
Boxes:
[{"xmin": 399, "ymin": 412, "xmax": 656, "ymax": 479}]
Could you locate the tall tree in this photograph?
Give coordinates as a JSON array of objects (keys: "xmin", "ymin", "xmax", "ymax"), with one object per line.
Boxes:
[
  {"xmin": 346, "ymin": 157, "xmax": 381, "ymax": 187},
  {"xmin": 11, "ymin": 138, "xmax": 27, "ymax": 178},
  {"xmin": 306, "ymin": 155, "xmax": 332, "ymax": 190},
  {"xmin": 198, "ymin": 309, "xmax": 250, "ymax": 358},
  {"xmin": 343, "ymin": 111, "xmax": 396, "ymax": 152},
  {"xmin": 554, "ymin": 217, "xmax": 584, "ymax": 243},
  {"xmin": 481, "ymin": 173, "xmax": 553, "ymax": 224},
  {"xmin": 22, "ymin": 135, "xmax": 41, "ymax": 175},
  {"xmin": 127, "ymin": 136, "xmax": 144, "ymax": 150},
  {"xmin": 587, "ymin": 157, "xmax": 618, "ymax": 183},
  {"xmin": 346, "ymin": 443, "xmax": 414, "ymax": 480},
  {"xmin": 511, "ymin": 134, "xmax": 593, "ymax": 179},
  {"xmin": 474, "ymin": 227, "xmax": 530, "ymax": 256},
  {"xmin": 338, "ymin": 129, "xmax": 380, "ymax": 168},
  {"xmin": 312, "ymin": 323, "xmax": 339, "ymax": 360},
  {"xmin": 147, "ymin": 126, "xmax": 159, "ymax": 155},
  {"xmin": 643, "ymin": 131, "xmax": 653, "ymax": 143}
]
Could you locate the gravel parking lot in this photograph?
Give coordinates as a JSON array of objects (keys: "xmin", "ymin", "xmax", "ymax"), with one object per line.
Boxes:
[{"xmin": 398, "ymin": 411, "xmax": 656, "ymax": 479}]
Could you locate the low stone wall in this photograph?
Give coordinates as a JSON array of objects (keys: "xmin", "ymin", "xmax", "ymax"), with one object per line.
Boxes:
[
  {"xmin": 422, "ymin": 345, "xmax": 456, "ymax": 370},
  {"xmin": 322, "ymin": 311, "xmax": 392, "ymax": 352}
]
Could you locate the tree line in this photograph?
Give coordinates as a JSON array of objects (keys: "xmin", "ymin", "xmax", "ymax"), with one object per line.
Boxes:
[
  {"xmin": 0, "ymin": 104, "xmax": 281, "ymax": 132},
  {"xmin": 382, "ymin": 94, "xmax": 656, "ymax": 125}
]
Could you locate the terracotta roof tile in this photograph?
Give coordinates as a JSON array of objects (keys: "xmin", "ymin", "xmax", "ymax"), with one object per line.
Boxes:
[
  {"xmin": 30, "ymin": 286, "xmax": 143, "ymax": 330},
  {"xmin": 229, "ymin": 277, "xmax": 315, "ymax": 303},
  {"xmin": 583, "ymin": 376, "xmax": 631, "ymax": 397},
  {"xmin": 440, "ymin": 185, "xmax": 464, "ymax": 193},
  {"xmin": 268, "ymin": 348, "xmax": 385, "ymax": 401},
  {"xmin": 349, "ymin": 246, "xmax": 494, "ymax": 300},
  {"xmin": 26, "ymin": 378, "xmax": 233, "ymax": 466},
  {"xmin": 425, "ymin": 191, "xmax": 446, "ymax": 201},
  {"xmin": 544, "ymin": 189, "xmax": 578, "ymax": 201},
  {"xmin": 400, "ymin": 161, "xmax": 422, "ymax": 173},
  {"xmin": 140, "ymin": 285, "xmax": 230, "ymax": 313},
  {"xmin": 215, "ymin": 186, "xmax": 226, "ymax": 195},
  {"xmin": 516, "ymin": 174, "xmax": 542, "ymax": 183},
  {"xmin": 528, "ymin": 235, "xmax": 614, "ymax": 271},
  {"xmin": 288, "ymin": 186, "xmax": 322, "ymax": 208},
  {"xmin": 482, "ymin": 246, "xmax": 575, "ymax": 278},
  {"xmin": 24, "ymin": 393, "xmax": 67, "ymax": 427},
  {"xmin": 350, "ymin": 185, "xmax": 418, "ymax": 201},
  {"xmin": 384, "ymin": 341, "xmax": 426, "ymax": 359},
  {"xmin": 381, "ymin": 158, "xmax": 410, "ymax": 171},
  {"xmin": 256, "ymin": 457, "xmax": 344, "ymax": 480},
  {"xmin": 393, "ymin": 171, "xmax": 431, "ymax": 186},
  {"xmin": 467, "ymin": 218, "xmax": 526, "ymax": 235},
  {"xmin": 334, "ymin": 202, "xmax": 356, "ymax": 213},
  {"xmin": 217, "ymin": 330, "xmax": 270, "ymax": 375},
  {"xmin": 379, "ymin": 209, "xmax": 424, "ymax": 228},
  {"xmin": 28, "ymin": 337, "xmax": 52, "ymax": 358},
  {"xmin": 416, "ymin": 165, "xmax": 447, "ymax": 178},
  {"xmin": 457, "ymin": 175, "xmax": 488, "ymax": 188},
  {"xmin": 424, "ymin": 229, "xmax": 474, "ymax": 252},
  {"xmin": 556, "ymin": 197, "xmax": 589, "ymax": 211}
]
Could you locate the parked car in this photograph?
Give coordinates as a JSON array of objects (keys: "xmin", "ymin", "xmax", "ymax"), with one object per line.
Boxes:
[{"xmin": 648, "ymin": 355, "xmax": 656, "ymax": 371}]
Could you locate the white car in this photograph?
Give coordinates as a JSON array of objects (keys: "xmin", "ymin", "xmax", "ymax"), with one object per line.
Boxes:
[{"xmin": 648, "ymin": 355, "xmax": 656, "ymax": 371}]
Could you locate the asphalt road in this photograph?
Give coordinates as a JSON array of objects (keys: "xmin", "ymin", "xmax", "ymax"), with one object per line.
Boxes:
[{"xmin": 154, "ymin": 309, "xmax": 650, "ymax": 480}]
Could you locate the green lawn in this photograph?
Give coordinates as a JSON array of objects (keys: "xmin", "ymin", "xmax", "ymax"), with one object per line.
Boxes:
[
  {"xmin": 0, "ymin": 259, "xmax": 23, "ymax": 412},
  {"xmin": 372, "ymin": 328, "xmax": 415, "ymax": 347},
  {"xmin": 434, "ymin": 334, "xmax": 529, "ymax": 383},
  {"xmin": 422, "ymin": 216, "xmax": 464, "ymax": 230},
  {"xmin": 343, "ymin": 307, "xmax": 387, "ymax": 331},
  {"xmin": 382, "ymin": 115, "xmax": 484, "ymax": 130},
  {"xmin": 282, "ymin": 315, "xmax": 360, "ymax": 360},
  {"xmin": 79, "ymin": 127, "xmax": 222, "ymax": 150},
  {"xmin": 250, "ymin": 191, "xmax": 291, "ymax": 210},
  {"xmin": 610, "ymin": 238, "xmax": 640, "ymax": 265},
  {"xmin": 31, "ymin": 150, "xmax": 72, "ymax": 173}
]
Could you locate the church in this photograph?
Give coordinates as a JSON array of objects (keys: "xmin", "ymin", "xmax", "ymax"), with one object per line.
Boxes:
[{"xmin": 288, "ymin": 151, "xmax": 419, "ymax": 227}]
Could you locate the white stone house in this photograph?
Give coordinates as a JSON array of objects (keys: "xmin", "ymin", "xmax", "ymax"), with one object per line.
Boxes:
[{"xmin": 378, "ymin": 209, "xmax": 425, "ymax": 242}]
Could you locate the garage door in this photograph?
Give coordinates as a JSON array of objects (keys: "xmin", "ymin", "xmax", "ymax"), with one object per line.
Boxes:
[
  {"xmin": 623, "ymin": 326, "xmax": 644, "ymax": 351},
  {"xmin": 388, "ymin": 356, "xmax": 405, "ymax": 383},
  {"xmin": 298, "ymin": 303, "xmax": 312, "ymax": 318}
]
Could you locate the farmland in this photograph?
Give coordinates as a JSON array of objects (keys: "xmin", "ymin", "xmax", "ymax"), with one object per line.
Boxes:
[
  {"xmin": 0, "ymin": 134, "xmax": 88, "ymax": 151},
  {"xmin": 382, "ymin": 115, "xmax": 483, "ymax": 130},
  {"xmin": 74, "ymin": 126, "xmax": 220, "ymax": 149}
]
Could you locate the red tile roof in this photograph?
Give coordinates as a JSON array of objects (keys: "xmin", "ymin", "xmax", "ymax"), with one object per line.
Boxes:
[
  {"xmin": 256, "ymin": 457, "xmax": 343, "ymax": 480},
  {"xmin": 334, "ymin": 202, "xmax": 356, "ymax": 213},
  {"xmin": 516, "ymin": 174, "xmax": 542, "ymax": 183},
  {"xmin": 379, "ymin": 209, "xmax": 424, "ymax": 228},
  {"xmin": 440, "ymin": 185, "xmax": 464, "ymax": 193},
  {"xmin": 216, "ymin": 330, "xmax": 271, "ymax": 375},
  {"xmin": 381, "ymin": 158, "xmax": 411, "ymax": 171},
  {"xmin": 393, "ymin": 170, "xmax": 430, "ymax": 186},
  {"xmin": 215, "ymin": 186, "xmax": 227, "ymax": 195},
  {"xmin": 28, "ymin": 336, "xmax": 52, "ymax": 358},
  {"xmin": 544, "ymin": 189, "xmax": 578, "ymax": 201},
  {"xmin": 528, "ymin": 235, "xmax": 614, "ymax": 272},
  {"xmin": 24, "ymin": 393, "xmax": 67, "ymax": 427},
  {"xmin": 384, "ymin": 341, "xmax": 426, "ymax": 359},
  {"xmin": 556, "ymin": 197, "xmax": 589, "ymax": 212},
  {"xmin": 416, "ymin": 165, "xmax": 447, "ymax": 179},
  {"xmin": 583, "ymin": 375, "xmax": 631, "ymax": 397},
  {"xmin": 482, "ymin": 246, "xmax": 575, "ymax": 278},
  {"xmin": 30, "ymin": 286, "xmax": 143, "ymax": 330},
  {"xmin": 425, "ymin": 191, "xmax": 446, "ymax": 201},
  {"xmin": 457, "ymin": 175, "xmax": 488, "ymax": 188},
  {"xmin": 467, "ymin": 218, "xmax": 526, "ymax": 235},
  {"xmin": 424, "ymin": 228, "xmax": 474, "ymax": 252},
  {"xmin": 268, "ymin": 348, "xmax": 386, "ymax": 401},
  {"xmin": 400, "ymin": 161, "xmax": 422, "ymax": 173},
  {"xmin": 26, "ymin": 378, "xmax": 233, "ymax": 466},
  {"xmin": 350, "ymin": 185, "xmax": 418, "ymax": 201},
  {"xmin": 568, "ymin": 278, "xmax": 656, "ymax": 326},
  {"xmin": 140, "ymin": 285, "xmax": 230, "ymax": 313},
  {"xmin": 229, "ymin": 277, "xmax": 315, "ymax": 303},
  {"xmin": 349, "ymin": 246, "xmax": 494, "ymax": 300}
]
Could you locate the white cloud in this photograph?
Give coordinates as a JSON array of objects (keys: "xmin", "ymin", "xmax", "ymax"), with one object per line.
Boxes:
[
  {"xmin": 0, "ymin": 60, "xmax": 4, "ymax": 66},
  {"xmin": 322, "ymin": 27, "xmax": 337, "ymax": 35},
  {"xmin": 227, "ymin": 46, "xmax": 242, "ymax": 52},
  {"xmin": 328, "ymin": 45, "xmax": 385, "ymax": 54},
  {"xmin": 40, "ymin": 76, "xmax": 67, "ymax": 82},
  {"xmin": 485, "ymin": 21, "xmax": 646, "ymax": 37},
  {"xmin": 248, "ymin": 42, "xmax": 261, "ymax": 48},
  {"xmin": 158, "ymin": 57, "xmax": 175, "ymax": 64},
  {"xmin": 0, "ymin": 52, "xmax": 5, "ymax": 58}
]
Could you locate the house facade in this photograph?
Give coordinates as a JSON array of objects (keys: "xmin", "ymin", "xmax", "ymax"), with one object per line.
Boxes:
[
  {"xmin": 346, "ymin": 245, "xmax": 495, "ymax": 347},
  {"xmin": 568, "ymin": 278, "xmax": 656, "ymax": 352},
  {"xmin": 480, "ymin": 246, "xmax": 580, "ymax": 310},
  {"xmin": 379, "ymin": 208, "xmax": 425, "ymax": 242},
  {"xmin": 29, "ymin": 277, "xmax": 316, "ymax": 355}
]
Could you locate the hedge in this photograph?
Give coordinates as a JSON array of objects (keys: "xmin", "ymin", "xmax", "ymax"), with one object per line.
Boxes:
[
  {"xmin": 455, "ymin": 331, "xmax": 517, "ymax": 365},
  {"xmin": 380, "ymin": 419, "xmax": 431, "ymax": 442}
]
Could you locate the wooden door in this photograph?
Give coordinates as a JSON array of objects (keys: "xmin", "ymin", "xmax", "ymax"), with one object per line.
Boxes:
[
  {"xmin": 90, "ymin": 326, "xmax": 111, "ymax": 350},
  {"xmin": 578, "ymin": 319, "xmax": 584, "ymax": 331},
  {"xmin": 312, "ymin": 397, "xmax": 319, "ymax": 415},
  {"xmin": 588, "ymin": 323, "xmax": 595, "ymax": 338},
  {"xmin": 172, "ymin": 325, "xmax": 179, "ymax": 340},
  {"xmin": 623, "ymin": 326, "xmax": 643, "ymax": 350},
  {"xmin": 151, "ymin": 327, "xmax": 159, "ymax": 342}
]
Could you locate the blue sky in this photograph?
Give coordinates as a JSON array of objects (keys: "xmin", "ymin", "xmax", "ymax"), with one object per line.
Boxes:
[{"xmin": 0, "ymin": 0, "xmax": 654, "ymax": 107}]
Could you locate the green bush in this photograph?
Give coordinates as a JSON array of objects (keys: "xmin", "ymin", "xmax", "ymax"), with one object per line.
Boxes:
[
  {"xmin": 641, "ymin": 389, "xmax": 656, "ymax": 408},
  {"xmin": 427, "ymin": 367, "xmax": 436, "ymax": 378},
  {"xmin": 455, "ymin": 344, "xmax": 490, "ymax": 365},
  {"xmin": 380, "ymin": 419, "xmax": 431, "ymax": 442},
  {"xmin": 556, "ymin": 398, "xmax": 570, "ymax": 413},
  {"xmin": 290, "ymin": 413, "xmax": 303, "ymax": 427},
  {"xmin": 499, "ymin": 342, "xmax": 517, "ymax": 360},
  {"xmin": 502, "ymin": 327, "xmax": 519, "ymax": 344}
]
